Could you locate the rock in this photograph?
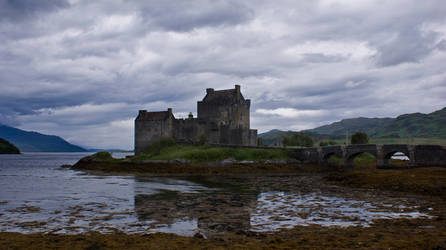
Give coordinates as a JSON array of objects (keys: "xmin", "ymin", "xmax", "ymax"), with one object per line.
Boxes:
[
  {"xmin": 140, "ymin": 160, "xmax": 169, "ymax": 164},
  {"xmin": 193, "ymin": 232, "xmax": 205, "ymax": 239},
  {"xmin": 239, "ymin": 160, "xmax": 255, "ymax": 165},
  {"xmin": 220, "ymin": 158, "xmax": 236, "ymax": 166},
  {"xmin": 60, "ymin": 164, "xmax": 72, "ymax": 168},
  {"xmin": 433, "ymin": 241, "xmax": 446, "ymax": 250},
  {"xmin": 168, "ymin": 158, "xmax": 191, "ymax": 165},
  {"xmin": 286, "ymin": 159, "xmax": 302, "ymax": 164},
  {"xmin": 265, "ymin": 159, "xmax": 287, "ymax": 164}
]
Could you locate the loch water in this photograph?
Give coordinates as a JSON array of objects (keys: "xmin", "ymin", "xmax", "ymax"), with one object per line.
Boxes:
[{"xmin": 0, "ymin": 153, "xmax": 432, "ymax": 237}]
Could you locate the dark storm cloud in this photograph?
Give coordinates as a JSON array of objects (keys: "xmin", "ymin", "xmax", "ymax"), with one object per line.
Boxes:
[
  {"xmin": 1, "ymin": 0, "xmax": 446, "ymax": 148},
  {"xmin": 137, "ymin": 0, "xmax": 254, "ymax": 32},
  {"xmin": 0, "ymin": 0, "xmax": 69, "ymax": 21}
]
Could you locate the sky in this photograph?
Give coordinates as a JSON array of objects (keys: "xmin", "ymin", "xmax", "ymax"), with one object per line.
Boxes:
[{"xmin": 1, "ymin": 0, "xmax": 446, "ymax": 150}]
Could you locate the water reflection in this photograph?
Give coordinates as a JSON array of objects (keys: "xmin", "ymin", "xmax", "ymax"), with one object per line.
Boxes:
[
  {"xmin": 0, "ymin": 153, "xmax": 434, "ymax": 236},
  {"xmin": 134, "ymin": 177, "xmax": 258, "ymax": 237}
]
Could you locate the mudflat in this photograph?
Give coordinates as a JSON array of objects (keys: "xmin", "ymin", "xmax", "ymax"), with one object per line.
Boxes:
[{"xmin": 1, "ymin": 166, "xmax": 446, "ymax": 249}]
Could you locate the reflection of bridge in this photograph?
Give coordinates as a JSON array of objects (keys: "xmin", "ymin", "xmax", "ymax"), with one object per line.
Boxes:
[{"xmin": 289, "ymin": 144, "xmax": 446, "ymax": 168}]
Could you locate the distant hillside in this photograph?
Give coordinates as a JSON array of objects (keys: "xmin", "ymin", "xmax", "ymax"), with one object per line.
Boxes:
[
  {"xmin": 305, "ymin": 107, "xmax": 446, "ymax": 139},
  {"xmin": 260, "ymin": 107, "xmax": 446, "ymax": 146},
  {"xmin": 87, "ymin": 148, "xmax": 132, "ymax": 153},
  {"xmin": 0, "ymin": 125, "xmax": 86, "ymax": 152},
  {"xmin": 304, "ymin": 117, "xmax": 394, "ymax": 136},
  {"xmin": 374, "ymin": 108, "xmax": 446, "ymax": 138},
  {"xmin": 0, "ymin": 138, "xmax": 20, "ymax": 154}
]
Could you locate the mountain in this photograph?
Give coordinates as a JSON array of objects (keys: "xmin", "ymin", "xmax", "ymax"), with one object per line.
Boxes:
[
  {"xmin": 305, "ymin": 107, "xmax": 446, "ymax": 138},
  {"xmin": 260, "ymin": 107, "xmax": 446, "ymax": 145},
  {"xmin": 0, "ymin": 138, "xmax": 20, "ymax": 154},
  {"xmin": 87, "ymin": 148, "xmax": 133, "ymax": 152},
  {"xmin": 304, "ymin": 117, "xmax": 394, "ymax": 136},
  {"xmin": 373, "ymin": 108, "xmax": 446, "ymax": 138},
  {"xmin": 0, "ymin": 125, "xmax": 87, "ymax": 152}
]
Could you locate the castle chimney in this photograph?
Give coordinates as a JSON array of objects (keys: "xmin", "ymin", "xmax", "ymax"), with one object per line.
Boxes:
[
  {"xmin": 188, "ymin": 112, "xmax": 193, "ymax": 119},
  {"xmin": 206, "ymin": 88, "xmax": 214, "ymax": 94},
  {"xmin": 235, "ymin": 85, "xmax": 240, "ymax": 94},
  {"xmin": 167, "ymin": 108, "xmax": 172, "ymax": 114}
]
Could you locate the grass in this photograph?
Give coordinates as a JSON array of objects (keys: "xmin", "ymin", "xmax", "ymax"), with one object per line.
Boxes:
[{"xmin": 133, "ymin": 144, "xmax": 291, "ymax": 163}]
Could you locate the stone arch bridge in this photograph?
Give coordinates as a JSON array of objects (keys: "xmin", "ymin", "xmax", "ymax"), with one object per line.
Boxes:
[{"xmin": 289, "ymin": 144, "xmax": 446, "ymax": 168}]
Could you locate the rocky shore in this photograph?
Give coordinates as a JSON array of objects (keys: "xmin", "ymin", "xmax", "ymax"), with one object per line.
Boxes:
[
  {"xmin": 3, "ymin": 152, "xmax": 441, "ymax": 249},
  {"xmin": 2, "ymin": 171, "xmax": 446, "ymax": 249}
]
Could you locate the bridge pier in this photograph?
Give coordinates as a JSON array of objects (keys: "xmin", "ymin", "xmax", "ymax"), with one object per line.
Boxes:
[
  {"xmin": 408, "ymin": 145, "xmax": 416, "ymax": 168},
  {"xmin": 376, "ymin": 145, "xmax": 387, "ymax": 169}
]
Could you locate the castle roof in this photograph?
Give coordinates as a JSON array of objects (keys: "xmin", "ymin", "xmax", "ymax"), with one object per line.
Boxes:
[
  {"xmin": 202, "ymin": 87, "xmax": 245, "ymax": 104},
  {"xmin": 136, "ymin": 110, "xmax": 173, "ymax": 121}
]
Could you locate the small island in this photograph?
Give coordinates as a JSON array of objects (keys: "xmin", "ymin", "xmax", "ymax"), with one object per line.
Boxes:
[
  {"xmin": 71, "ymin": 138, "xmax": 302, "ymax": 175},
  {"xmin": 0, "ymin": 138, "xmax": 20, "ymax": 154}
]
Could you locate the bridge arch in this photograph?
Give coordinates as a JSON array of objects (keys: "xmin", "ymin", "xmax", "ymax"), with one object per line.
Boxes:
[
  {"xmin": 320, "ymin": 146, "xmax": 344, "ymax": 166},
  {"xmin": 345, "ymin": 144, "xmax": 378, "ymax": 168},
  {"xmin": 379, "ymin": 144, "xmax": 413, "ymax": 168}
]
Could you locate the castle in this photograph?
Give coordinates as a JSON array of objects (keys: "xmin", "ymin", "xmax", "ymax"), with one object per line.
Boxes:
[{"xmin": 134, "ymin": 85, "xmax": 258, "ymax": 154}]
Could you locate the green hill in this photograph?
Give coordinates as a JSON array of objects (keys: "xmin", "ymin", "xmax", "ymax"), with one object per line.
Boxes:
[
  {"xmin": 0, "ymin": 125, "xmax": 86, "ymax": 152},
  {"xmin": 261, "ymin": 107, "xmax": 446, "ymax": 146},
  {"xmin": 305, "ymin": 107, "xmax": 446, "ymax": 139},
  {"xmin": 304, "ymin": 117, "xmax": 394, "ymax": 136},
  {"xmin": 374, "ymin": 108, "xmax": 446, "ymax": 138},
  {"xmin": 0, "ymin": 138, "xmax": 20, "ymax": 154}
]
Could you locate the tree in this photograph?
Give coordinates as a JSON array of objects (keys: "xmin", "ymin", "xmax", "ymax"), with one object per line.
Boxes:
[
  {"xmin": 257, "ymin": 137, "xmax": 263, "ymax": 146},
  {"xmin": 282, "ymin": 133, "xmax": 313, "ymax": 147},
  {"xmin": 351, "ymin": 132, "xmax": 369, "ymax": 144},
  {"xmin": 319, "ymin": 141, "xmax": 329, "ymax": 147}
]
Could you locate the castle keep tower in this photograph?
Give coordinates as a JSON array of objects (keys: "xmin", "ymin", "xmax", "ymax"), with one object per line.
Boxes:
[{"xmin": 135, "ymin": 85, "xmax": 257, "ymax": 154}]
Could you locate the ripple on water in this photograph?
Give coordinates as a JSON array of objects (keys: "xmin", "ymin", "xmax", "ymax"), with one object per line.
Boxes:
[{"xmin": 250, "ymin": 191, "xmax": 433, "ymax": 231}]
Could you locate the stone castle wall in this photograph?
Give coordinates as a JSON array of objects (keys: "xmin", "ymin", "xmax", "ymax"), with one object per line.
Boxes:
[{"xmin": 135, "ymin": 85, "xmax": 257, "ymax": 154}]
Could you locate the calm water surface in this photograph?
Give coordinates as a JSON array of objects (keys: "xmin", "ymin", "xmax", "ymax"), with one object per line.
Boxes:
[{"xmin": 0, "ymin": 153, "xmax": 431, "ymax": 237}]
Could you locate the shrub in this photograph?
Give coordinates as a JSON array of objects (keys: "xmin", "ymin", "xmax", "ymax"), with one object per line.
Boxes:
[
  {"xmin": 257, "ymin": 138, "xmax": 263, "ymax": 146},
  {"xmin": 351, "ymin": 132, "xmax": 369, "ymax": 144},
  {"xmin": 319, "ymin": 141, "xmax": 329, "ymax": 147},
  {"xmin": 196, "ymin": 133, "xmax": 208, "ymax": 146},
  {"xmin": 320, "ymin": 140, "xmax": 338, "ymax": 147},
  {"xmin": 94, "ymin": 152, "xmax": 113, "ymax": 160},
  {"xmin": 282, "ymin": 133, "xmax": 313, "ymax": 147}
]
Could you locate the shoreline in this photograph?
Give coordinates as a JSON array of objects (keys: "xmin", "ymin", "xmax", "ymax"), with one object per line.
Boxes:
[
  {"xmin": 3, "ymin": 153, "xmax": 446, "ymax": 249},
  {"xmin": 2, "ymin": 217, "xmax": 446, "ymax": 249}
]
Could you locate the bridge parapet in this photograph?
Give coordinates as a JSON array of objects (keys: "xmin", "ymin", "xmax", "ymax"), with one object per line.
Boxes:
[
  {"xmin": 289, "ymin": 144, "xmax": 446, "ymax": 168},
  {"xmin": 413, "ymin": 145, "xmax": 446, "ymax": 167}
]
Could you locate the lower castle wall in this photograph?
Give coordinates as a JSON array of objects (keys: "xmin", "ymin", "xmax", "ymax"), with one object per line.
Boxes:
[
  {"xmin": 135, "ymin": 118, "xmax": 258, "ymax": 154},
  {"xmin": 135, "ymin": 119, "xmax": 172, "ymax": 155}
]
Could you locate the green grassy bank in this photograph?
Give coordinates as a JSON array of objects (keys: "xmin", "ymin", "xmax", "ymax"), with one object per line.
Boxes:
[{"xmin": 133, "ymin": 140, "xmax": 291, "ymax": 164}]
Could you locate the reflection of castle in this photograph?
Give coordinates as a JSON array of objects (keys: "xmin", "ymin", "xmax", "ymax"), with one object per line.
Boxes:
[
  {"xmin": 133, "ymin": 178, "xmax": 258, "ymax": 236},
  {"xmin": 135, "ymin": 85, "xmax": 258, "ymax": 154}
]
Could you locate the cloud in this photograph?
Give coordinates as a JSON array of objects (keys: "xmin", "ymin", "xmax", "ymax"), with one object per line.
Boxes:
[
  {"xmin": 0, "ymin": 0, "xmax": 69, "ymax": 22},
  {"xmin": 1, "ymin": 0, "xmax": 446, "ymax": 149},
  {"xmin": 256, "ymin": 108, "xmax": 326, "ymax": 118}
]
